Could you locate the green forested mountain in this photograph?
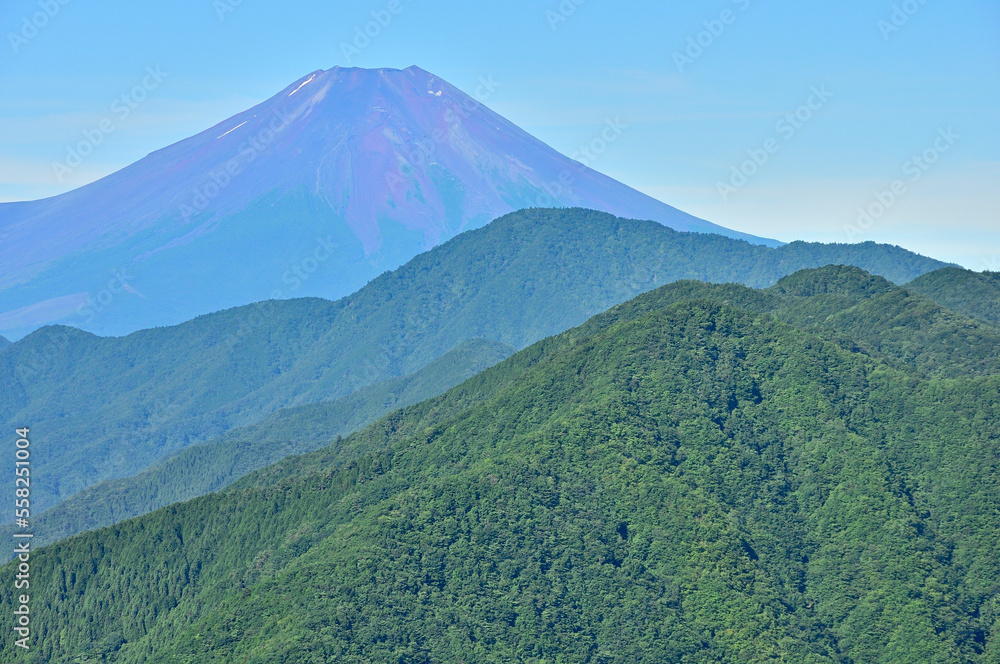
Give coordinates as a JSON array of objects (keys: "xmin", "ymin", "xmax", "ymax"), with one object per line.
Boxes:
[
  {"xmin": 3, "ymin": 268, "xmax": 996, "ymax": 663},
  {"xmin": 569, "ymin": 266, "xmax": 1000, "ymax": 381},
  {"xmin": 905, "ymin": 267, "xmax": 1000, "ymax": 328},
  {"xmin": 4, "ymin": 338, "xmax": 512, "ymax": 549},
  {"xmin": 13, "ymin": 265, "xmax": 991, "ymax": 550},
  {"xmin": 0, "ymin": 209, "xmax": 949, "ymax": 518}
]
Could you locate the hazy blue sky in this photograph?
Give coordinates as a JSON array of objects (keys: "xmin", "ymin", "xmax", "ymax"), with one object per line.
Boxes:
[{"xmin": 1, "ymin": 0, "xmax": 997, "ymax": 268}]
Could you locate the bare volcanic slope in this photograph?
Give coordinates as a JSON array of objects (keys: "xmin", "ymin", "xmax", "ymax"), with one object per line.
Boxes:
[{"xmin": 0, "ymin": 66, "xmax": 776, "ymax": 339}]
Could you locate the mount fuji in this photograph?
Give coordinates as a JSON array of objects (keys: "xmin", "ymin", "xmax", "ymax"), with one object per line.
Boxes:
[{"xmin": 0, "ymin": 66, "xmax": 778, "ymax": 338}]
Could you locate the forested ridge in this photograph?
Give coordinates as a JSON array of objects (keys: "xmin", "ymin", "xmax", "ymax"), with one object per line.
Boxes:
[
  {"xmin": 905, "ymin": 267, "xmax": 1000, "ymax": 328},
  {"xmin": 9, "ymin": 264, "xmax": 994, "ymax": 550},
  {"xmin": 0, "ymin": 209, "xmax": 947, "ymax": 521},
  {"xmin": 1, "ymin": 339, "xmax": 513, "ymax": 549},
  {"xmin": 2, "ymin": 266, "xmax": 997, "ymax": 663}
]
